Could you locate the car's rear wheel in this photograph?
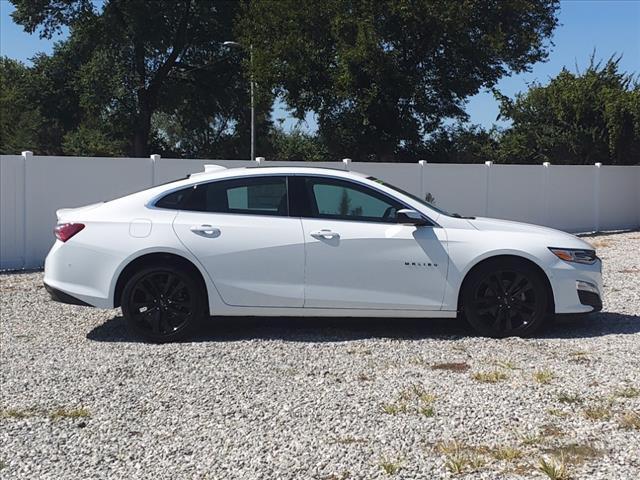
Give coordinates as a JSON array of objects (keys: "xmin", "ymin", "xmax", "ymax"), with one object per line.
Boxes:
[
  {"xmin": 462, "ymin": 259, "xmax": 549, "ymax": 338},
  {"xmin": 121, "ymin": 266, "xmax": 205, "ymax": 343}
]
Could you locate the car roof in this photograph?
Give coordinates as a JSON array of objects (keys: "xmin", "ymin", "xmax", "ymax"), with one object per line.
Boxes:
[{"xmin": 189, "ymin": 165, "xmax": 370, "ymax": 181}]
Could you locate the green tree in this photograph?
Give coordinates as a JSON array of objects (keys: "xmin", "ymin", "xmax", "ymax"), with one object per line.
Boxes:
[
  {"xmin": 267, "ymin": 126, "xmax": 329, "ymax": 162},
  {"xmin": 240, "ymin": 0, "xmax": 559, "ymax": 161},
  {"xmin": 421, "ymin": 124, "xmax": 501, "ymax": 163},
  {"xmin": 10, "ymin": 0, "xmax": 255, "ymax": 157},
  {"xmin": 497, "ymin": 56, "xmax": 640, "ymax": 165},
  {"xmin": 0, "ymin": 57, "xmax": 45, "ymax": 154}
]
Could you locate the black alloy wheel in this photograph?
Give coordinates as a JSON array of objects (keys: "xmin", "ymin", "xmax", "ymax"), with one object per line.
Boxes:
[
  {"xmin": 462, "ymin": 259, "xmax": 549, "ymax": 337},
  {"xmin": 121, "ymin": 266, "xmax": 204, "ymax": 342}
]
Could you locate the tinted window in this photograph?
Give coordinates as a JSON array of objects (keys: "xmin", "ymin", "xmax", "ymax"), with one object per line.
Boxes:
[
  {"xmin": 156, "ymin": 176, "xmax": 288, "ymax": 216},
  {"xmin": 302, "ymin": 177, "xmax": 402, "ymax": 222}
]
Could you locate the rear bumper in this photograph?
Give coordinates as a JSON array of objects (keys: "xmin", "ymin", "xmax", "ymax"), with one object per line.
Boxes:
[{"xmin": 44, "ymin": 282, "xmax": 93, "ymax": 307}]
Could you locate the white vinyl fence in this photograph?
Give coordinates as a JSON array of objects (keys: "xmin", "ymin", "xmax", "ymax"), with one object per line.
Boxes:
[{"xmin": 1, "ymin": 152, "xmax": 639, "ymax": 270}]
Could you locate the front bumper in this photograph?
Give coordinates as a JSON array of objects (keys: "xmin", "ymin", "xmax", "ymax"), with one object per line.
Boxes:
[{"xmin": 548, "ymin": 258, "xmax": 603, "ymax": 314}]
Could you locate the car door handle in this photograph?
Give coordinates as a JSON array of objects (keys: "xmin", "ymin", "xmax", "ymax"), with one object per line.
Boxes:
[
  {"xmin": 190, "ymin": 225, "xmax": 221, "ymax": 237},
  {"xmin": 310, "ymin": 229, "xmax": 340, "ymax": 239}
]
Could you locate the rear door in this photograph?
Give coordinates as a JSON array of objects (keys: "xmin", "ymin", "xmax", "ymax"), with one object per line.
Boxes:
[
  {"xmin": 167, "ymin": 175, "xmax": 305, "ymax": 307},
  {"xmin": 291, "ymin": 176, "xmax": 449, "ymax": 310}
]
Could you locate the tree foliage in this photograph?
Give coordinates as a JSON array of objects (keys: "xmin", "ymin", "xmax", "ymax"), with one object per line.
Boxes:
[
  {"xmin": 496, "ymin": 56, "xmax": 640, "ymax": 164},
  {"xmin": 240, "ymin": 0, "xmax": 559, "ymax": 161},
  {"xmin": 9, "ymin": 0, "xmax": 255, "ymax": 157}
]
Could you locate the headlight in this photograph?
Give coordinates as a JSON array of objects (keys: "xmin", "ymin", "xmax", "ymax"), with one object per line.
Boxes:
[{"xmin": 548, "ymin": 247, "xmax": 598, "ymax": 265}]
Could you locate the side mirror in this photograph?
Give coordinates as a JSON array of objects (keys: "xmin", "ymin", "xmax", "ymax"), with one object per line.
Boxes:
[{"xmin": 396, "ymin": 208, "xmax": 427, "ymax": 226}]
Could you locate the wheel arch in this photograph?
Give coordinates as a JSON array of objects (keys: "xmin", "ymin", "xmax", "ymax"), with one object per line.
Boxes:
[
  {"xmin": 113, "ymin": 252, "xmax": 210, "ymax": 311},
  {"xmin": 456, "ymin": 254, "xmax": 555, "ymax": 314}
]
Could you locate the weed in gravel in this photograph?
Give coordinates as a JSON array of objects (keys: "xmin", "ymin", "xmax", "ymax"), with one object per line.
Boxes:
[
  {"xmin": 521, "ymin": 433, "xmax": 544, "ymax": 446},
  {"xmin": 472, "ymin": 370, "xmax": 507, "ymax": 383},
  {"xmin": 0, "ymin": 460, "xmax": 6, "ymax": 470},
  {"xmin": 547, "ymin": 408, "xmax": 569, "ymax": 417},
  {"xmin": 540, "ymin": 424, "xmax": 564, "ymax": 437},
  {"xmin": 583, "ymin": 404, "xmax": 612, "ymax": 421},
  {"xmin": 492, "ymin": 446, "xmax": 523, "ymax": 462},
  {"xmin": 619, "ymin": 411, "xmax": 640, "ymax": 430},
  {"xmin": 379, "ymin": 456, "xmax": 403, "ymax": 475},
  {"xmin": 383, "ymin": 385, "xmax": 436, "ymax": 416},
  {"xmin": 444, "ymin": 455, "xmax": 465, "ymax": 474},
  {"xmin": 534, "ymin": 370, "xmax": 555, "ymax": 384},
  {"xmin": 322, "ymin": 472, "xmax": 350, "ymax": 480},
  {"xmin": 558, "ymin": 392, "xmax": 582, "ymax": 404},
  {"xmin": 431, "ymin": 362, "xmax": 470, "ymax": 373},
  {"xmin": 419, "ymin": 405, "xmax": 435, "ymax": 417},
  {"xmin": 333, "ymin": 436, "xmax": 367, "ymax": 445},
  {"xmin": 538, "ymin": 455, "xmax": 570, "ymax": 480},
  {"xmin": 435, "ymin": 440, "xmax": 464, "ymax": 456},
  {"xmin": 615, "ymin": 386, "xmax": 640, "ymax": 398},
  {"xmin": 382, "ymin": 402, "xmax": 408, "ymax": 415},
  {"xmin": 50, "ymin": 407, "xmax": 90, "ymax": 420},
  {"xmin": 545, "ymin": 443, "xmax": 601, "ymax": 464},
  {"xmin": 0, "ymin": 408, "xmax": 37, "ymax": 419},
  {"xmin": 589, "ymin": 239, "xmax": 611, "ymax": 248},
  {"xmin": 495, "ymin": 360, "xmax": 518, "ymax": 370},
  {"xmin": 357, "ymin": 373, "xmax": 372, "ymax": 382}
]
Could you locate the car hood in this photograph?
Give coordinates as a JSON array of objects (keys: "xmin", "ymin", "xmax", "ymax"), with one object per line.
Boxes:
[{"xmin": 467, "ymin": 217, "xmax": 593, "ymax": 249}]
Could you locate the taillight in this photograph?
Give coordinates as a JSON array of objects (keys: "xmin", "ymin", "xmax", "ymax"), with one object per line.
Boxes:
[{"xmin": 54, "ymin": 223, "xmax": 85, "ymax": 242}]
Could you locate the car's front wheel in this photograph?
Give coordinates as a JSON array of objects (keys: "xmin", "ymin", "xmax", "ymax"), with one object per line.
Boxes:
[
  {"xmin": 462, "ymin": 259, "xmax": 550, "ymax": 338},
  {"xmin": 121, "ymin": 266, "xmax": 205, "ymax": 343}
]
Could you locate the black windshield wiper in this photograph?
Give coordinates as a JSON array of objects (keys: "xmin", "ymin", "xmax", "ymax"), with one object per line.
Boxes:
[{"xmin": 450, "ymin": 213, "xmax": 476, "ymax": 219}]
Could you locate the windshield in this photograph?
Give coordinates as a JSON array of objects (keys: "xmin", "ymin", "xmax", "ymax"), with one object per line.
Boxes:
[{"xmin": 367, "ymin": 176, "xmax": 454, "ymax": 217}]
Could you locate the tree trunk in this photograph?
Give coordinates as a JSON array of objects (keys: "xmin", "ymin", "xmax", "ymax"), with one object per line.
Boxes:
[{"xmin": 132, "ymin": 103, "xmax": 152, "ymax": 157}]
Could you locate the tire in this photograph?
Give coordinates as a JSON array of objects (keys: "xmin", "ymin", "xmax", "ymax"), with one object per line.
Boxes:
[
  {"xmin": 461, "ymin": 258, "xmax": 549, "ymax": 338},
  {"xmin": 121, "ymin": 265, "xmax": 205, "ymax": 343}
]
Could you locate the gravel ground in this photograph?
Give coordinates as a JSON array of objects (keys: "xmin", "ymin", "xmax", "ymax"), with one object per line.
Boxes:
[{"xmin": 1, "ymin": 230, "xmax": 639, "ymax": 480}]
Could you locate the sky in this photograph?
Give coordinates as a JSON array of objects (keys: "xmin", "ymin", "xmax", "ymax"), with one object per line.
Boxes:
[{"xmin": 1, "ymin": 0, "xmax": 639, "ymax": 131}]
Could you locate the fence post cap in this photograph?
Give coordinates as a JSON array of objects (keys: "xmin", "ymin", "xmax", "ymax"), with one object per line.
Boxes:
[
  {"xmin": 150, "ymin": 154, "xmax": 161, "ymax": 161},
  {"xmin": 594, "ymin": 162, "xmax": 602, "ymax": 167},
  {"xmin": 542, "ymin": 161, "xmax": 551, "ymax": 167},
  {"xmin": 418, "ymin": 160, "xmax": 427, "ymax": 166},
  {"xmin": 21, "ymin": 151, "xmax": 33, "ymax": 157},
  {"xmin": 484, "ymin": 161, "xmax": 493, "ymax": 167}
]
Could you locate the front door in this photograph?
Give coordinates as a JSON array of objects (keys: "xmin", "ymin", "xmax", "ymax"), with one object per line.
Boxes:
[
  {"xmin": 171, "ymin": 175, "xmax": 305, "ymax": 307},
  {"xmin": 293, "ymin": 176, "xmax": 449, "ymax": 310}
]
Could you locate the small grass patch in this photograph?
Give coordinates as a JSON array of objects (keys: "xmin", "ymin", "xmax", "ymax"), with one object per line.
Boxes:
[
  {"xmin": 0, "ymin": 408, "xmax": 37, "ymax": 419},
  {"xmin": 436, "ymin": 441, "xmax": 489, "ymax": 474},
  {"xmin": 583, "ymin": 404, "xmax": 612, "ymax": 421},
  {"xmin": 418, "ymin": 405, "xmax": 435, "ymax": 417},
  {"xmin": 619, "ymin": 411, "xmax": 640, "ymax": 430},
  {"xmin": 534, "ymin": 369, "xmax": 555, "ymax": 384},
  {"xmin": 379, "ymin": 456, "xmax": 403, "ymax": 475},
  {"xmin": 472, "ymin": 370, "xmax": 508, "ymax": 383},
  {"xmin": 558, "ymin": 392, "xmax": 582, "ymax": 404},
  {"xmin": 538, "ymin": 455, "xmax": 570, "ymax": 480},
  {"xmin": 492, "ymin": 446, "xmax": 523, "ymax": 462},
  {"xmin": 444, "ymin": 454, "xmax": 467, "ymax": 474},
  {"xmin": 615, "ymin": 386, "xmax": 640, "ymax": 399},
  {"xmin": 431, "ymin": 362, "xmax": 470, "ymax": 373},
  {"xmin": 50, "ymin": 407, "xmax": 90, "ymax": 420},
  {"xmin": 589, "ymin": 239, "xmax": 610, "ymax": 248},
  {"xmin": 357, "ymin": 373, "xmax": 372, "ymax": 382}
]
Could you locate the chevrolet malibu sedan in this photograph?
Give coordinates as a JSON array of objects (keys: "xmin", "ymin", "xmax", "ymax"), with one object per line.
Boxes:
[{"xmin": 44, "ymin": 165, "xmax": 603, "ymax": 342}]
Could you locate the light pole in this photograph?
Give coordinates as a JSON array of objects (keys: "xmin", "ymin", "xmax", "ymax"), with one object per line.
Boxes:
[{"xmin": 224, "ymin": 41, "xmax": 255, "ymax": 161}]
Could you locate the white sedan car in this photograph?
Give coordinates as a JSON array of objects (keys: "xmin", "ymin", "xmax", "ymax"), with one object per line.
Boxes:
[{"xmin": 44, "ymin": 166, "xmax": 602, "ymax": 342}]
